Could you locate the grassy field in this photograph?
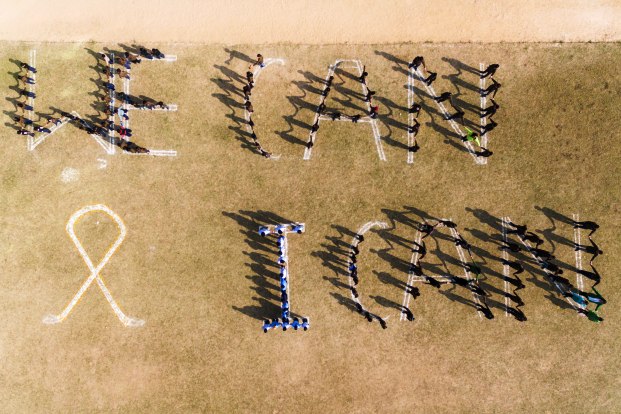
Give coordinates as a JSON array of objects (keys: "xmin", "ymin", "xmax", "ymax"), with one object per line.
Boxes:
[{"xmin": 0, "ymin": 41, "xmax": 620, "ymax": 413}]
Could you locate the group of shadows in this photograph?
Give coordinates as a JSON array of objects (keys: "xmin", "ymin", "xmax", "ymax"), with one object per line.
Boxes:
[
  {"xmin": 5, "ymin": 45, "xmax": 170, "ymax": 153},
  {"xmin": 212, "ymin": 49, "xmax": 499, "ymax": 159},
  {"xmin": 225, "ymin": 207, "xmax": 605, "ymax": 329}
]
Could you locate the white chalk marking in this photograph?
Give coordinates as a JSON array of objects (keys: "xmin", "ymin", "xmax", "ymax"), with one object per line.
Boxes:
[
  {"xmin": 60, "ymin": 167, "xmax": 79, "ymax": 183},
  {"xmin": 43, "ymin": 205, "xmax": 145, "ymax": 327}
]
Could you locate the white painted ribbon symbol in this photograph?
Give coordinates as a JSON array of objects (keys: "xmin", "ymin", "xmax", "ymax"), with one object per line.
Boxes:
[{"xmin": 43, "ymin": 204, "xmax": 145, "ymax": 327}]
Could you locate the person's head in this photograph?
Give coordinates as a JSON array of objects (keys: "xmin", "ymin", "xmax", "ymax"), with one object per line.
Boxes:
[{"xmin": 124, "ymin": 52, "xmax": 129, "ymax": 58}]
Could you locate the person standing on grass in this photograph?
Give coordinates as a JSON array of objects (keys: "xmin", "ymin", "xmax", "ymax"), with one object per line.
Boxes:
[
  {"xmin": 502, "ymin": 259, "xmax": 524, "ymax": 275},
  {"xmin": 245, "ymin": 100, "xmax": 254, "ymax": 114},
  {"xmin": 573, "ymin": 220, "xmax": 599, "ymax": 234},
  {"xmin": 409, "ymin": 103, "xmax": 421, "ymax": 117},
  {"xmin": 481, "ymin": 119, "xmax": 498, "ymax": 134},
  {"xmin": 463, "ymin": 127, "xmax": 481, "ymax": 146},
  {"xmin": 420, "ymin": 222, "xmax": 435, "ymax": 239},
  {"xmin": 408, "ymin": 56, "xmax": 426, "ymax": 71},
  {"xmin": 408, "ymin": 285, "xmax": 420, "ymax": 299},
  {"xmin": 481, "ymin": 98, "xmax": 499, "ymax": 118},
  {"xmin": 475, "ymin": 147, "xmax": 493, "ymax": 158},
  {"xmin": 369, "ymin": 104, "xmax": 379, "ymax": 119},
  {"xmin": 480, "ymin": 63, "xmax": 500, "ymax": 78},
  {"xmin": 255, "ymin": 54, "xmax": 265, "ymax": 68},
  {"xmin": 507, "ymin": 306, "xmax": 527, "ymax": 321},
  {"xmin": 476, "ymin": 304, "xmax": 495, "ymax": 319},
  {"xmin": 507, "ymin": 221, "xmax": 527, "ymax": 236},
  {"xmin": 411, "ymin": 239, "xmax": 426, "ymax": 260},
  {"xmin": 365, "ymin": 89, "xmax": 376, "ymax": 102},
  {"xmin": 409, "ymin": 118, "xmax": 420, "ymax": 135},
  {"xmin": 425, "ymin": 275, "xmax": 442, "ymax": 289},
  {"xmin": 578, "ymin": 308, "xmax": 603, "ymax": 323},
  {"xmin": 481, "ymin": 78, "xmax": 501, "ymax": 98},
  {"xmin": 447, "ymin": 108, "xmax": 465, "ymax": 124},
  {"xmin": 575, "ymin": 239, "xmax": 603, "ymax": 258},
  {"xmin": 434, "ymin": 92, "xmax": 452, "ymax": 103},
  {"xmin": 423, "ymin": 71, "xmax": 437, "ymax": 86},
  {"xmin": 246, "ymin": 67, "xmax": 254, "ymax": 84},
  {"xmin": 378, "ymin": 318, "xmax": 387, "ymax": 329},
  {"xmin": 402, "ymin": 306, "xmax": 415, "ymax": 321},
  {"xmin": 578, "ymin": 267, "xmax": 600, "ymax": 286},
  {"xmin": 359, "ymin": 68, "xmax": 368, "ymax": 84}
]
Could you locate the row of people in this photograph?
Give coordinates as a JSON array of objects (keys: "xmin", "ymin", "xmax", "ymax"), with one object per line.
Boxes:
[
  {"xmin": 243, "ymin": 55, "xmax": 273, "ymax": 158},
  {"xmin": 262, "ymin": 317, "xmax": 309, "ymax": 332}
]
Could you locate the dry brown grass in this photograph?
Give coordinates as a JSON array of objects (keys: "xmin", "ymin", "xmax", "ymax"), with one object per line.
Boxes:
[{"xmin": 0, "ymin": 42, "xmax": 620, "ymax": 413}]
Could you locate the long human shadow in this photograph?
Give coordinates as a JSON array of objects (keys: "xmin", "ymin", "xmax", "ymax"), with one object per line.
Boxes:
[
  {"xmin": 223, "ymin": 210, "xmax": 300, "ymax": 321},
  {"xmin": 442, "ymin": 57, "xmax": 481, "ymax": 76},
  {"xmin": 276, "ymin": 72, "xmax": 320, "ymax": 146},
  {"xmin": 211, "ymin": 58, "xmax": 260, "ymax": 155},
  {"xmin": 6, "ymin": 59, "xmax": 26, "ymax": 129},
  {"xmin": 312, "ymin": 224, "xmax": 355, "ymax": 297}
]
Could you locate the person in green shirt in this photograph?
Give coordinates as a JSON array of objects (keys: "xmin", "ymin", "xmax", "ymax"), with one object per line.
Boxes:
[{"xmin": 463, "ymin": 127, "xmax": 481, "ymax": 146}]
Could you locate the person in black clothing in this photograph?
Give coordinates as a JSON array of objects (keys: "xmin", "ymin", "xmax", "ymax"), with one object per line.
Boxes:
[
  {"xmin": 409, "ymin": 118, "xmax": 420, "ymax": 135},
  {"xmin": 409, "ymin": 103, "xmax": 421, "ymax": 117},
  {"xmin": 477, "ymin": 304, "xmax": 494, "ymax": 319},
  {"xmin": 425, "ymin": 275, "xmax": 442, "ymax": 289},
  {"xmin": 479, "ymin": 63, "xmax": 499, "ymax": 78},
  {"xmin": 423, "ymin": 72, "xmax": 437, "ymax": 86},
  {"xmin": 481, "ymin": 78, "xmax": 501, "ymax": 98},
  {"xmin": 408, "ymin": 285, "xmax": 420, "ymax": 299},
  {"xmin": 434, "ymin": 92, "xmax": 452, "ymax": 103},
  {"xmin": 402, "ymin": 306, "xmax": 414, "ymax": 321},
  {"xmin": 480, "ymin": 98, "xmax": 499, "ymax": 118},
  {"xmin": 475, "ymin": 147, "xmax": 493, "ymax": 157},
  {"xmin": 578, "ymin": 267, "xmax": 600, "ymax": 286},
  {"xmin": 572, "ymin": 220, "xmax": 599, "ymax": 235},
  {"xmin": 522, "ymin": 232, "xmax": 543, "ymax": 246},
  {"xmin": 507, "ymin": 306, "xmax": 527, "ymax": 321},
  {"xmin": 411, "ymin": 240, "xmax": 426, "ymax": 260},
  {"xmin": 501, "ymin": 241, "xmax": 521, "ymax": 252},
  {"xmin": 506, "ymin": 221, "xmax": 527, "ymax": 236}
]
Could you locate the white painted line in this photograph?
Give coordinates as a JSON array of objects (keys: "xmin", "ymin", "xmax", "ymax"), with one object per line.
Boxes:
[
  {"xmin": 413, "ymin": 67, "xmax": 485, "ymax": 165},
  {"xmin": 43, "ymin": 205, "xmax": 145, "ymax": 327},
  {"xmin": 507, "ymin": 216, "xmax": 580, "ymax": 311},
  {"xmin": 572, "ymin": 213, "xmax": 585, "ymax": 297}
]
